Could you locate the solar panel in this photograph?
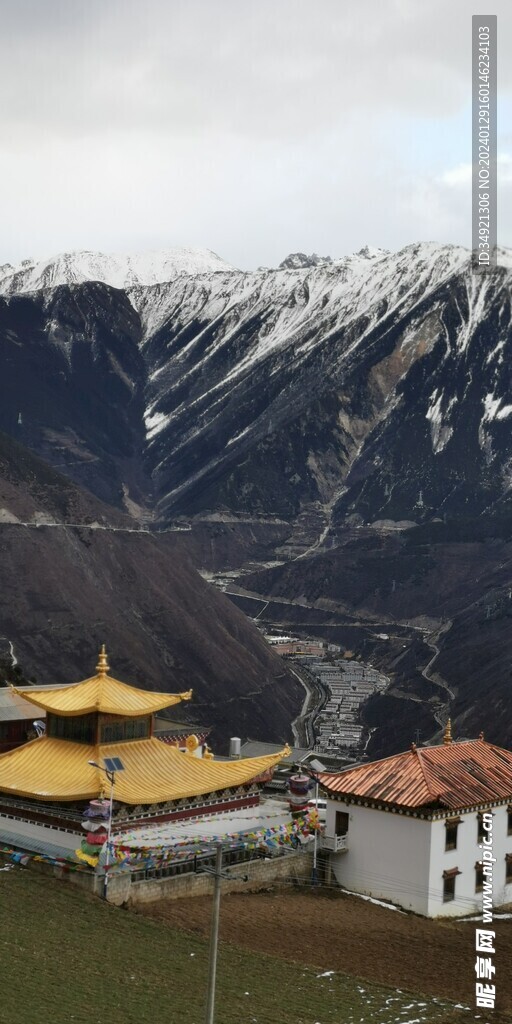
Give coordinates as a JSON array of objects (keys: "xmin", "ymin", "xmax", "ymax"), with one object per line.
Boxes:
[{"xmin": 103, "ymin": 756, "xmax": 125, "ymax": 773}]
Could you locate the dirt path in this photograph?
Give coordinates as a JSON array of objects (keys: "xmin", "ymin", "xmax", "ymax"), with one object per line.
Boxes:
[{"xmin": 137, "ymin": 887, "xmax": 512, "ymax": 1018}]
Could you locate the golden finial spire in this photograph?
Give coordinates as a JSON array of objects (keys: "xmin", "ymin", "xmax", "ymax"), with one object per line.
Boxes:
[
  {"xmin": 443, "ymin": 718, "xmax": 453, "ymax": 744},
  {"xmin": 96, "ymin": 644, "xmax": 110, "ymax": 677}
]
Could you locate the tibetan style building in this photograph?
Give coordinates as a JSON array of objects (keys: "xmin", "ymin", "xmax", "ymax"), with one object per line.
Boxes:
[
  {"xmin": 318, "ymin": 721, "xmax": 512, "ymax": 917},
  {"xmin": 0, "ymin": 648, "xmax": 288, "ymax": 836}
]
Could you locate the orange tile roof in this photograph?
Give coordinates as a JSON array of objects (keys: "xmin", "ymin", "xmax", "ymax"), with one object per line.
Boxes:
[{"xmin": 318, "ymin": 739, "xmax": 512, "ymax": 811}]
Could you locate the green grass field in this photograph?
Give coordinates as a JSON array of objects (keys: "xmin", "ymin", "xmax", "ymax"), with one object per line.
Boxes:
[{"xmin": 0, "ymin": 866, "xmax": 482, "ymax": 1024}]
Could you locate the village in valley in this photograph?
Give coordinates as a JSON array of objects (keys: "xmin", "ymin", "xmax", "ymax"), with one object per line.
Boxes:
[{"xmin": 262, "ymin": 632, "xmax": 389, "ymax": 759}]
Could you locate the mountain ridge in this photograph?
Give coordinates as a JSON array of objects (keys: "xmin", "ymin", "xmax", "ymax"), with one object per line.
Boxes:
[{"xmin": 0, "ymin": 247, "xmax": 235, "ymax": 294}]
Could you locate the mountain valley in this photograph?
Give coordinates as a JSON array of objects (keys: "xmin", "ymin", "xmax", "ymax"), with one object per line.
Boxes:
[{"xmin": 1, "ymin": 243, "xmax": 510, "ymax": 754}]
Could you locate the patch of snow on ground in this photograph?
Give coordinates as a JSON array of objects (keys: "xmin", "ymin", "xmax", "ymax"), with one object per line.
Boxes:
[
  {"xmin": 497, "ymin": 404, "xmax": 512, "ymax": 419},
  {"xmin": 461, "ymin": 912, "xmax": 512, "ymax": 920},
  {"xmin": 483, "ymin": 391, "xmax": 506, "ymax": 421},
  {"xmin": 426, "ymin": 389, "xmax": 456, "ymax": 453},
  {"xmin": 343, "ymin": 888, "xmax": 406, "ymax": 912},
  {"xmin": 144, "ymin": 409, "xmax": 172, "ymax": 439}
]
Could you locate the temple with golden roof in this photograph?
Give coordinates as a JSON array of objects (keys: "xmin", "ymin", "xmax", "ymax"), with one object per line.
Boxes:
[{"xmin": 0, "ymin": 647, "xmax": 288, "ymax": 834}]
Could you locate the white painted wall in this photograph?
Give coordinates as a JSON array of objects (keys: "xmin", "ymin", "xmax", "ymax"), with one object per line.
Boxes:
[
  {"xmin": 428, "ymin": 805, "xmax": 512, "ymax": 917},
  {"xmin": 325, "ymin": 801, "xmax": 432, "ymax": 916},
  {"xmin": 326, "ymin": 799, "xmax": 512, "ymax": 917}
]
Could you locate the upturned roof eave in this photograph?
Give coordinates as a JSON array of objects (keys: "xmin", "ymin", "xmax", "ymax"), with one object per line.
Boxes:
[{"xmin": 10, "ymin": 679, "xmax": 192, "ymax": 717}]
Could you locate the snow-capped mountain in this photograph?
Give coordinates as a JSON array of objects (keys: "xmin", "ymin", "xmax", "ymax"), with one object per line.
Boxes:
[
  {"xmin": 1, "ymin": 239, "xmax": 511, "ymax": 530},
  {"xmin": 279, "ymin": 252, "xmax": 333, "ymax": 269},
  {"xmin": 0, "ymin": 247, "xmax": 234, "ymax": 295},
  {"xmin": 134, "ymin": 240, "xmax": 511, "ymax": 525}
]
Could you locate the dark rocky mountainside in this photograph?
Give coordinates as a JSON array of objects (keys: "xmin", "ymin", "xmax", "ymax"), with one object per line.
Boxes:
[
  {"xmin": 0, "ymin": 285, "xmax": 148, "ymax": 510},
  {"xmin": 0, "ymin": 433, "xmax": 301, "ymax": 745}
]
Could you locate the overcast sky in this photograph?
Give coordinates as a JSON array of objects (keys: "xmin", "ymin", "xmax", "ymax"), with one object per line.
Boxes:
[{"xmin": 1, "ymin": 0, "xmax": 510, "ymax": 269}]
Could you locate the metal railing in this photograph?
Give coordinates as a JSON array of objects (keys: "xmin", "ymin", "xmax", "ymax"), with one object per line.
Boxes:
[
  {"xmin": 129, "ymin": 843, "xmax": 281, "ymax": 883},
  {"xmin": 320, "ymin": 833, "xmax": 348, "ymax": 852}
]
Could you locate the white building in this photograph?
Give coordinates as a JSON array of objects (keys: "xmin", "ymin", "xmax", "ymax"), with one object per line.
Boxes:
[{"xmin": 318, "ymin": 721, "xmax": 512, "ymax": 917}]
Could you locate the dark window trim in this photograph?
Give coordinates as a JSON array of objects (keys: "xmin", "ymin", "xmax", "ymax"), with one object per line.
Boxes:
[
  {"xmin": 445, "ymin": 818, "xmax": 460, "ymax": 851},
  {"xmin": 475, "ymin": 861, "xmax": 484, "ymax": 893},
  {"xmin": 443, "ymin": 867, "xmax": 461, "ymax": 878},
  {"xmin": 477, "ymin": 811, "xmax": 494, "ymax": 842},
  {"xmin": 442, "ymin": 869, "xmax": 459, "ymax": 902},
  {"xmin": 507, "ymin": 805, "xmax": 512, "ymax": 836},
  {"xmin": 505, "ymin": 853, "xmax": 512, "ymax": 884}
]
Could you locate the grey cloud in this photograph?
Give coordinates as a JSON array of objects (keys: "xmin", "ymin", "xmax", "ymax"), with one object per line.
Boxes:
[
  {"xmin": 0, "ymin": 0, "xmax": 510, "ymax": 266},
  {"xmin": 2, "ymin": 0, "xmax": 510, "ymax": 141}
]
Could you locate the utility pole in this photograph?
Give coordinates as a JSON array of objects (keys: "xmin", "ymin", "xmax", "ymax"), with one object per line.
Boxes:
[
  {"xmin": 202, "ymin": 842, "xmax": 249, "ymax": 1022},
  {"xmin": 312, "ymin": 778, "xmax": 319, "ymax": 885},
  {"xmin": 205, "ymin": 844, "xmax": 223, "ymax": 1024},
  {"xmin": 201, "ymin": 842, "xmax": 243, "ymax": 1024}
]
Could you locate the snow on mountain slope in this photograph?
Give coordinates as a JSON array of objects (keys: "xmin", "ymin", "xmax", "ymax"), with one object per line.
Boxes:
[
  {"xmin": 133, "ymin": 239, "xmax": 512, "ymax": 524},
  {"xmin": 133, "ymin": 241, "xmax": 468, "ymax": 349},
  {"xmin": 131, "ymin": 242, "xmax": 472, "ymax": 509},
  {"xmin": 0, "ymin": 248, "xmax": 235, "ymax": 295}
]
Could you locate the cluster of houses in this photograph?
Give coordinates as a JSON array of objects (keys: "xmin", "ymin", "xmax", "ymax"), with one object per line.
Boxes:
[
  {"xmin": 262, "ymin": 632, "xmax": 389, "ymax": 759},
  {"xmin": 1, "ymin": 649, "xmax": 512, "ymax": 919},
  {"xmin": 263, "ymin": 635, "xmax": 327, "ymax": 658},
  {"xmin": 306, "ymin": 659, "xmax": 388, "ymax": 757}
]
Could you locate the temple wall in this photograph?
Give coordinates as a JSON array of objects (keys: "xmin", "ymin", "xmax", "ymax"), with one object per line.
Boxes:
[
  {"xmin": 116, "ymin": 849, "xmax": 313, "ymax": 906},
  {"xmin": 2, "ymin": 848, "xmax": 313, "ymax": 904}
]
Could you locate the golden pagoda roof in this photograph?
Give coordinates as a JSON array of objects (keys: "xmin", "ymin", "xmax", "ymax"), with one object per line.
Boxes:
[
  {"xmin": 11, "ymin": 646, "xmax": 192, "ymax": 717},
  {"xmin": 0, "ymin": 735, "xmax": 289, "ymax": 804}
]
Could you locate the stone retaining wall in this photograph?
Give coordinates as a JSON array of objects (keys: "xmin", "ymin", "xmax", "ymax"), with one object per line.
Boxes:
[
  {"xmin": 117, "ymin": 850, "xmax": 313, "ymax": 906},
  {"xmin": 2, "ymin": 849, "xmax": 314, "ymax": 905}
]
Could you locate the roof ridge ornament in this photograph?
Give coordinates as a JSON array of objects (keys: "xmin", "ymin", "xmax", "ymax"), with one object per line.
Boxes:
[
  {"xmin": 443, "ymin": 718, "xmax": 453, "ymax": 744},
  {"xmin": 96, "ymin": 644, "xmax": 110, "ymax": 677}
]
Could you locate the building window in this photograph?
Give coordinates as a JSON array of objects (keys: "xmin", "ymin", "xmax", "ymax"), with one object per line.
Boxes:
[
  {"xmin": 445, "ymin": 818, "xmax": 460, "ymax": 851},
  {"xmin": 99, "ymin": 715, "xmax": 150, "ymax": 743},
  {"xmin": 335, "ymin": 811, "xmax": 349, "ymax": 836},
  {"xmin": 507, "ymin": 805, "xmax": 512, "ymax": 836},
  {"xmin": 47, "ymin": 712, "xmax": 96, "ymax": 744},
  {"xmin": 477, "ymin": 813, "xmax": 491, "ymax": 842},
  {"xmin": 475, "ymin": 862, "xmax": 484, "ymax": 892},
  {"xmin": 506, "ymin": 855, "xmax": 512, "ymax": 885},
  {"xmin": 442, "ymin": 868, "xmax": 460, "ymax": 902}
]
